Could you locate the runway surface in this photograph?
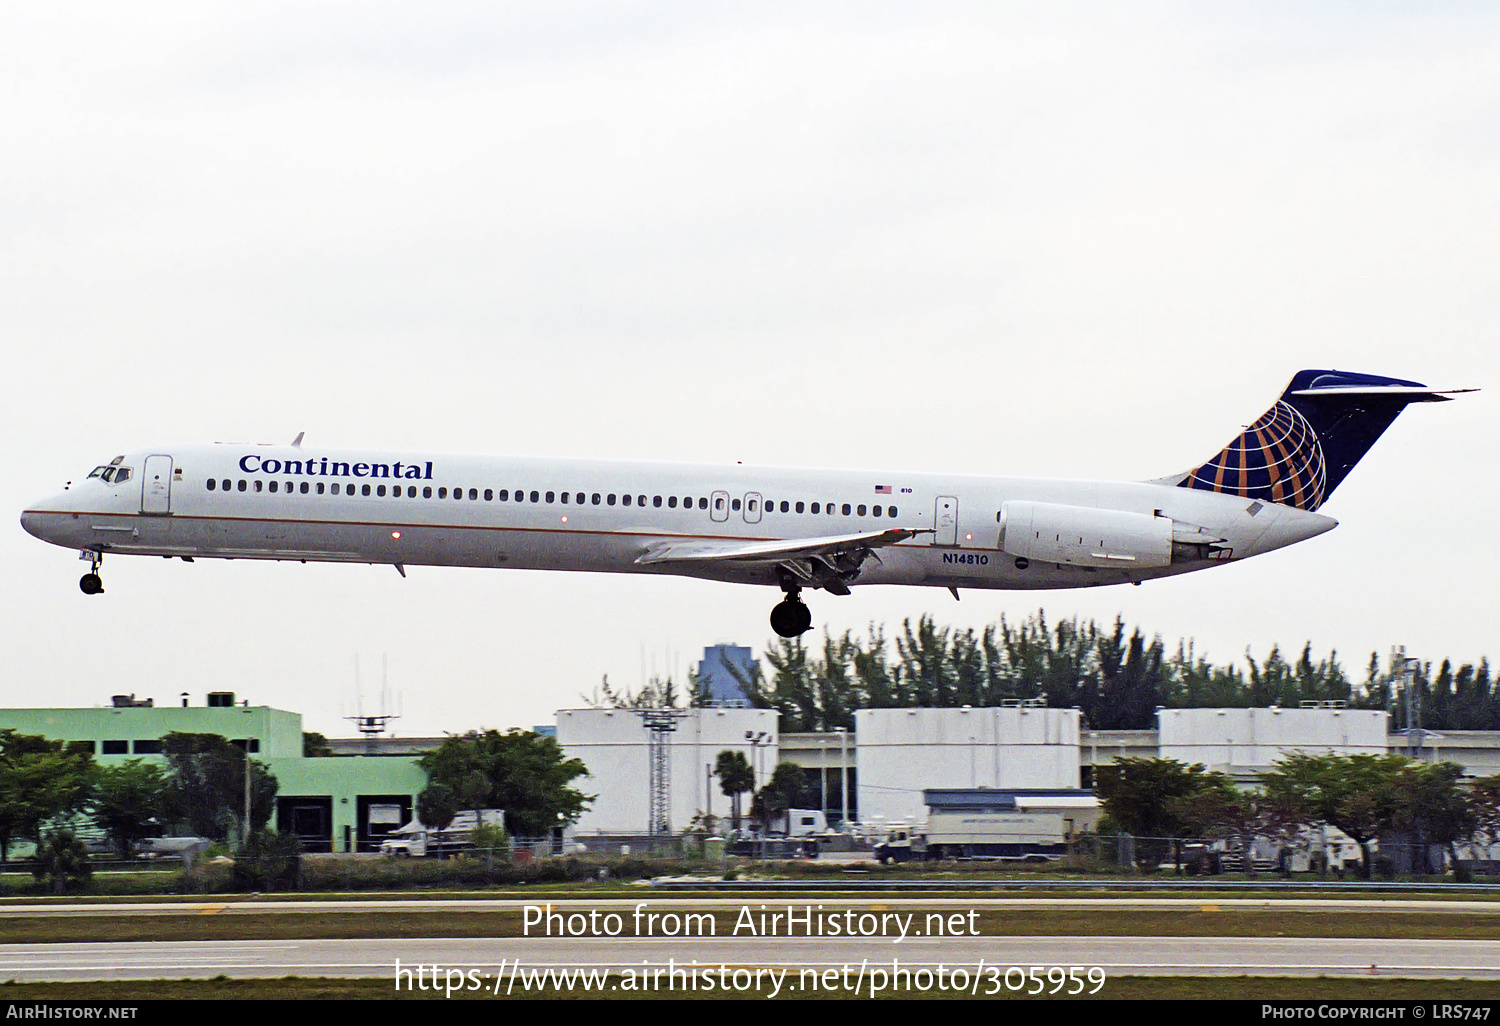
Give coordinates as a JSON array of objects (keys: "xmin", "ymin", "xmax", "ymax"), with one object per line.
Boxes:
[
  {"xmin": 5, "ymin": 897, "xmax": 1497, "ymax": 983},
  {"xmin": 2, "ymin": 935, "xmax": 1497, "ymax": 982}
]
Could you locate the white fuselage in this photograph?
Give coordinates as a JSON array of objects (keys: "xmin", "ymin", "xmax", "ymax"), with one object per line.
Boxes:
[{"xmin": 20, "ymin": 443, "xmax": 1338, "ymax": 593}]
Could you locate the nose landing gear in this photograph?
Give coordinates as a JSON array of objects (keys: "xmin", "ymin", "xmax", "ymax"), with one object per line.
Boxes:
[
  {"xmin": 769, "ymin": 584, "xmax": 813, "ymax": 638},
  {"xmin": 79, "ymin": 551, "xmax": 103, "ymax": 595}
]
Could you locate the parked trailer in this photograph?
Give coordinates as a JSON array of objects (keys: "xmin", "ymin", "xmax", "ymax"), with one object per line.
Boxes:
[{"xmin": 875, "ymin": 811, "xmax": 1071, "ymax": 863}]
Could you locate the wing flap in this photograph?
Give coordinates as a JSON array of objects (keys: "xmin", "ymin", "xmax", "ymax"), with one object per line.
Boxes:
[{"xmin": 635, "ymin": 527, "xmax": 928, "ymax": 566}]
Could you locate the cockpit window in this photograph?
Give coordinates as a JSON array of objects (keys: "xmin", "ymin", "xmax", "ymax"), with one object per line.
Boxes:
[{"xmin": 91, "ymin": 457, "xmax": 128, "ymax": 482}]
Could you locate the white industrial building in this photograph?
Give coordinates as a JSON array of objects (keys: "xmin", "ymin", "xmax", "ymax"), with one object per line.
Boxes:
[
  {"xmin": 545, "ymin": 701, "xmax": 1500, "ymax": 836},
  {"xmin": 854, "ymin": 704, "xmax": 1081, "ymax": 826},
  {"xmin": 1157, "ymin": 706, "xmax": 1388, "ymax": 779},
  {"xmin": 555, "ymin": 706, "xmax": 778, "ymax": 834}
]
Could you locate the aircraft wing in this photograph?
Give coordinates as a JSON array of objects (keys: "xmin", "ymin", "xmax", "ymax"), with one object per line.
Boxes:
[{"xmin": 635, "ymin": 527, "xmax": 929, "ymax": 566}]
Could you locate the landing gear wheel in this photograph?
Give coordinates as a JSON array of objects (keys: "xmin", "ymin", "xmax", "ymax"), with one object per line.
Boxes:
[
  {"xmin": 769, "ymin": 597, "xmax": 813, "ymax": 638},
  {"xmin": 79, "ymin": 573, "xmax": 104, "ymax": 595}
]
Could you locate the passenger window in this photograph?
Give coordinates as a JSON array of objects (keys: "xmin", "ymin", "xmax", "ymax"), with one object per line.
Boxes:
[
  {"xmin": 331, "ymin": 483, "xmax": 340, "ymax": 495},
  {"xmin": 842, "ymin": 503, "xmax": 851, "ymax": 515},
  {"xmin": 222, "ymin": 479, "xmax": 230, "ymax": 491},
  {"xmin": 301, "ymin": 482, "xmax": 309, "ymax": 494},
  {"xmin": 714, "ymin": 496, "xmax": 724, "ymax": 511},
  {"xmin": 268, "ymin": 481, "xmax": 278, "ymax": 493},
  {"xmin": 889, "ymin": 505, "xmax": 898, "ymax": 517},
  {"xmin": 497, "ymin": 489, "xmax": 508, "ymax": 501},
  {"xmin": 407, "ymin": 486, "xmax": 416, "ymax": 498},
  {"xmin": 254, "ymin": 480, "xmax": 263, "ymax": 493},
  {"xmin": 484, "ymin": 488, "xmax": 493, "ymax": 501},
  {"xmin": 732, "ymin": 498, "xmax": 741, "ymax": 511},
  {"xmin": 638, "ymin": 495, "xmax": 646, "ymax": 506},
  {"xmin": 455, "ymin": 489, "xmax": 463, "ymax": 500},
  {"xmin": 872, "ymin": 505, "xmax": 881, "ymax": 517},
  {"xmin": 748, "ymin": 498, "xmax": 758, "ymax": 512},
  {"xmin": 592, "ymin": 493, "xmax": 601, "ymax": 505},
  {"xmin": 317, "ymin": 483, "xmax": 325, "ymax": 495},
  {"xmin": 779, "ymin": 501, "xmax": 789, "ymax": 513},
  {"xmin": 545, "ymin": 491, "xmax": 555, "ymax": 503},
  {"xmin": 683, "ymin": 496, "xmax": 692, "ymax": 508},
  {"xmin": 857, "ymin": 504, "xmax": 866, "ymax": 516},
  {"xmin": 653, "ymin": 496, "xmax": 662, "ymax": 507},
  {"xmin": 668, "ymin": 496, "xmax": 677, "ymax": 508},
  {"xmin": 811, "ymin": 502, "xmax": 820, "ymax": 514},
  {"xmin": 362, "ymin": 484, "xmax": 372, "ymax": 497},
  {"xmin": 698, "ymin": 497, "xmax": 707, "ymax": 510},
  {"xmin": 560, "ymin": 492, "xmax": 569, "ymax": 504},
  {"xmin": 795, "ymin": 501, "xmax": 804, "ymax": 513},
  {"xmin": 607, "ymin": 494, "xmax": 616, "ymax": 506},
  {"xmin": 623, "ymin": 494, "xmax": 632, "ymax": 506},
  {"xmin": 469, "ymin": 488, "xmax": 478, "ymax": 500},
  {"xmin": 206, "ymin": 479, "xmax": 216, "ymax": 491},
  {"xmin": 529, "ymin": 490, "xmax": 538, "ymax": 503},
  {"xmin": 423, "ymin": 486, "xmax": 433, "ymax": 499},
  {"xmin": 380, "ymin": 485, "xmax": 389, "ymax": 497},
  {"xmin": 438, "ymin": 487, "xmax": 447, "ymax": 499}
]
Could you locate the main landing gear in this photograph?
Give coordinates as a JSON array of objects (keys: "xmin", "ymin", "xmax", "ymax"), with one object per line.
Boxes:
[
  {"xmin": 769, "ymin": 584, "xmax": 813, "ymax": 638},
  {"xmin": 80, "ymin": 551, "xmax": 103, "ymax": 595}
]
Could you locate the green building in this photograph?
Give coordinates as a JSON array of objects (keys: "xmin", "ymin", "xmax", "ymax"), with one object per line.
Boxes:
[{"xmin": 1, "ymin": 692, "xmax": 429, "ymax": 853}]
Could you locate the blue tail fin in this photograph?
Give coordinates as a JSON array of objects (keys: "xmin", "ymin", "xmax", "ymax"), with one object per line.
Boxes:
[{"xmin": 1176, "ymin": 370, "xmax": 1457, "ymax": 511}]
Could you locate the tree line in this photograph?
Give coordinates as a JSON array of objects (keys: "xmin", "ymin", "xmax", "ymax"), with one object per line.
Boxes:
[
  {"xmin": 1097, "ymin": 754, "xmax": 1500, "ymax": 877},
  {"xmin": 0, "ymin": 728, "xmax": 277, "ymax": 865},
  {"xmin": 689, "ymin": 610, "xmax": 1495, "ymax": 732}
]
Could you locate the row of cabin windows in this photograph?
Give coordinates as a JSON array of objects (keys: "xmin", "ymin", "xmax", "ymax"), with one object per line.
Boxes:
[
  {"xmin": 204, "ymin": 478, "xmax": 896, "ymax": 518},
  {"xmin": 90, "ymin": 738, "xmax": 259, "ymax": 755}
]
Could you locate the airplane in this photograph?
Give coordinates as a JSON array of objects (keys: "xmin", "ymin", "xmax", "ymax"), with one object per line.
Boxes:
[{"xmin": 20, "ymin": 369, "xmax": 1469, "ymax": 638}]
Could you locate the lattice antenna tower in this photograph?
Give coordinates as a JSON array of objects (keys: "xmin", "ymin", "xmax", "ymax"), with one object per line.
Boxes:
[{"xmin": 638, "ymin": 709, "xmax": 686, "ymax": 835}]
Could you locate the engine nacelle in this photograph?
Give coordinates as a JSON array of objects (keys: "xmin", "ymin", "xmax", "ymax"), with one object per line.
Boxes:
[{"xmin": 999, "ymin": 501, "xmax": 1173, "ymax": 569}]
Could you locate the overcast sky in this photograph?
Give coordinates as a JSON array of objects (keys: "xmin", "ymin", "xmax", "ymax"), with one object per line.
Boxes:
[{"xmin": 3, "ymin": 2, "xmax": 1495, "ymax": 738}]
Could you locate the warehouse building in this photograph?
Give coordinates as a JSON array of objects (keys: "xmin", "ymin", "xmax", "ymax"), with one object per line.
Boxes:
[{"xmin": 0, "ymin": 693, "xmax": 426, "ymax": 853}]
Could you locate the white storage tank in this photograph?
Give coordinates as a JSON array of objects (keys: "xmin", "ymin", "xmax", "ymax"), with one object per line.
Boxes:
[
  {"xmin": 555, "ymin": 707, "xmax": 779, "ymax": 834},
  {"xmin": 1157, "ymin": 706, "xmax": 1388, "ymax": 775},
  {"xmin": 855, "ymin": 705, "xmax": 1081, "ymax": 826}
]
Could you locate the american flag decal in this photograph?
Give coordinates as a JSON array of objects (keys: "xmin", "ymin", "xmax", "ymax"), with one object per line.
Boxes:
[{"xmin": 874, "ymin": 485, "xmax": 892, "ymax": 494}]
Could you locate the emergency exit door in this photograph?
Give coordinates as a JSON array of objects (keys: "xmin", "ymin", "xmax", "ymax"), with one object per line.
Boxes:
[
  {"xmin": 934, "ymin": 495, "xmax": 958, "ymax": 546},
  {"xmin": 141, "ymin": 455, "xmax": 173, "ymax": 515}
]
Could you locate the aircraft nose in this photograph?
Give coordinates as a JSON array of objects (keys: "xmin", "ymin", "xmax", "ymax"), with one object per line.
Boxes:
[{"xmin": 20, "ymin": 492, "xmax": 72, "ymax": 543}]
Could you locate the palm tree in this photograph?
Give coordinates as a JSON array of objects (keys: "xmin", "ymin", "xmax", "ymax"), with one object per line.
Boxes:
[{"xmin": 715, "ymin": 751, "xmax": 754, "ymax": 833}]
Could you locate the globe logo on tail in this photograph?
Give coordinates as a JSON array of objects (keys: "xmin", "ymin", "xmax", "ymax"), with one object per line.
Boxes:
[{"xmin": 1180, "ymin": 401, "xmax": 1327, "ymax": 512}]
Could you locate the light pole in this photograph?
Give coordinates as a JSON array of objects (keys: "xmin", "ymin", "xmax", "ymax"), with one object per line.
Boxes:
[
  {"xmin": 745, "ymin": 730, "xmax": 770, "ymax": 835},
  {"xmin": 833, "ymin": 726, "xmax": 848, "ymax": 829},
  {"xmin": 820, "ymin": 733, "xmax": 827, "ymax": 822}
]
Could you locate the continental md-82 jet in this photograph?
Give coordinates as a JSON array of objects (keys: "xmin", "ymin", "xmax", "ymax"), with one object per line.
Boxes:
[{"xmin": 21, "ymin": 370, "xmax": 1467, "ymax": 637}]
